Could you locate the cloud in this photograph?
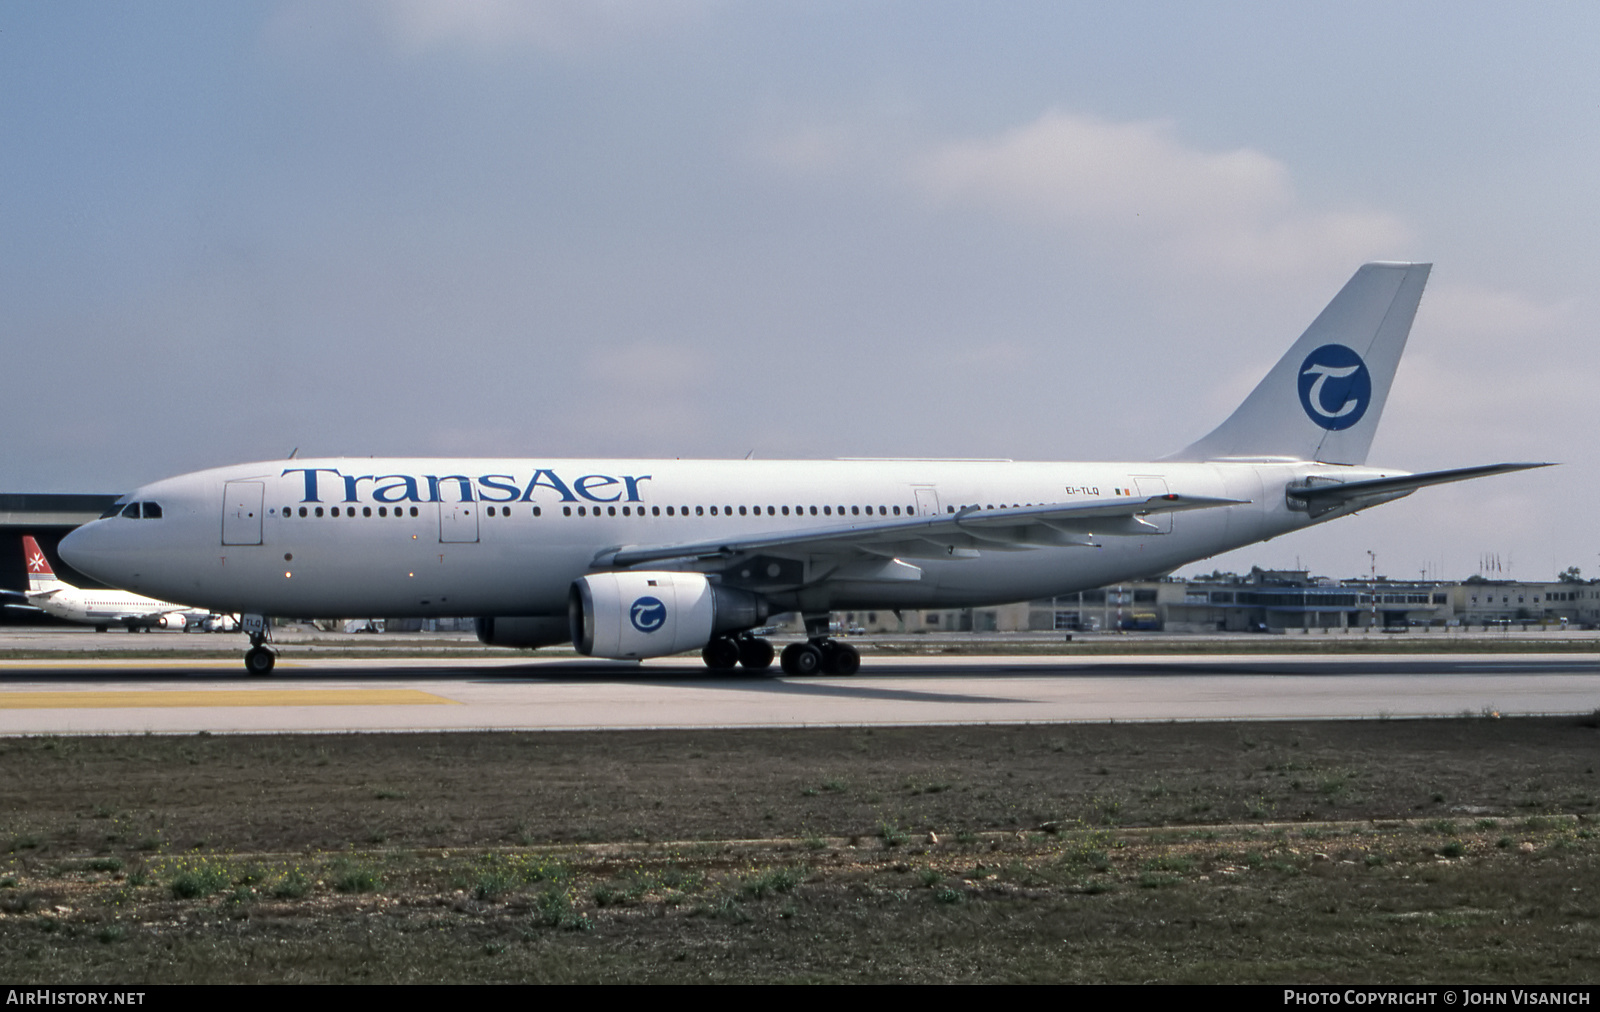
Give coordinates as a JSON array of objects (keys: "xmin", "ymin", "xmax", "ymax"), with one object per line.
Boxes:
[
  {"xmin": 1386, "ymin": 281, "xmax": 1591, "ymax": 461},
  {"xmin": 758, "ymin": 110, "xmax": 1413, "ymax": 281},
  {"xmin": 1413, "ymin": 283, "xmax": 1578, "ymax": 348},
  {"xmin": 563, "ymin": 340, "xmax": 713, "ymax": 450},
  {"xmin": 369, "ymin": 0, "xmax": 708, "ymax": 56},
  {"xmin": 911, "ymin": 111, "xmax": 1411, "ymax": 278},
  {"xmin": 265, "ymin": 0, "xmax": 708, "ymax": 59}
]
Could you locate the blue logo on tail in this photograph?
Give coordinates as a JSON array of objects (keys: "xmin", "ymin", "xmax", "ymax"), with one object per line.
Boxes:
[
  {"xmin": 1298, "ymin": 345, "xmax": 1371, "ymax": 431},
  {"xmin": 630, "ymin": 596, "xmax": 667, "ymax": 633}
]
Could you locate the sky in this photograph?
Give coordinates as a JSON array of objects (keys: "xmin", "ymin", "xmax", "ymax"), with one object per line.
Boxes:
[{"xmin": 2, "ymin": 1, "xmax": 1595, "ymax": 583}]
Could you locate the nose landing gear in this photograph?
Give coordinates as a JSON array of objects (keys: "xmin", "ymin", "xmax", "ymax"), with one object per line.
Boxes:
[
  {"xmin": 240, "ymin": 614, "xmax": 276, "ymax": 675},
  {"xmin": 244, "ymin": 643, "xmax": 276, "ymax": 675}
]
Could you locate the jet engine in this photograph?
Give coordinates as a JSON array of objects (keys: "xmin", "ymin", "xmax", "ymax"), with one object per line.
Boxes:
[
  {"xmin": 569, "ymin": 572, "xmax": 768, "ymax": 659},
  {"xmin": 474, "ymin": 616, "xmax": 570, "ymax": 649}
]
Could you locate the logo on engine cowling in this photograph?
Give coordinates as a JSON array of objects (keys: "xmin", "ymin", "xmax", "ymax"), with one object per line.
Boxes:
[
  {"xmin": 1297, "ymin": 344, "xmax": 1371, "ymax": 431},
  {"xmin": 630, "ymin": 596, "xmax": 667, "ymax": 633}
]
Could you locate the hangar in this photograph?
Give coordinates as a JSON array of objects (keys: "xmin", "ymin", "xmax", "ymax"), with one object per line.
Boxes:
[{"xmin": 0, "ymin": 493, "xmax": 121, "ymax": 621}]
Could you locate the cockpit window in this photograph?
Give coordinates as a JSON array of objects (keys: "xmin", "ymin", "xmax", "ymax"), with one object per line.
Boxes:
[
  {"xmin": 121, "ymin": 503, "xmax": 140, "ymax": 519},
  {"xmin": 101, "ymin": 502, "xmax": 128, "ymax": 519},
  {"xmin": 142, "ymin": 502, "xmax": 163, "ymax": 519}
]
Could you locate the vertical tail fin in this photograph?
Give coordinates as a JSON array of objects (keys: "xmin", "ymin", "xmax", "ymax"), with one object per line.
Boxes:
[
  {"xmin": 1165, "ymin": 262, "xmax": 1431, "ymax": 465},
  {"xmin": 22, "ymin": 536, "xmax": 65, "ymax": 594}
]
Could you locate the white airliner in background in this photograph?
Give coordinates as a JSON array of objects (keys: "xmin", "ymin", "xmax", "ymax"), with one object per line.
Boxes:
[
  {"xmin": 5, "ymin": 535, "xmax": 207, "ymax": 632},
  {"xmin": 60, "ymin": 263, "xmax": 1547, "ymax": 675}
]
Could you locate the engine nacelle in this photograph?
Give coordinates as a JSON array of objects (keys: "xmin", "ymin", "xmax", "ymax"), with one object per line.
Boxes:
[
  {"xmin": 569, "ymin": 572, "xmax": 768, "ymax": 659},
  {"xmin": 475, "ymin": 616, "xmax": 571, "ymax": 649},
  {"xmin": 156, "ymin": 612, "xmax": 187, "ymax": 630}
]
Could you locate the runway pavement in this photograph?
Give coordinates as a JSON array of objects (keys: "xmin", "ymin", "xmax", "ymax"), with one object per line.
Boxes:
[{"xmin": 0, "ymin": 647, "xmax": 1596, "ymax": 735}]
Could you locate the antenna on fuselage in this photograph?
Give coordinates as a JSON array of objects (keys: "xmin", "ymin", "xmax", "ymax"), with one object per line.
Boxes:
[{"xmin": 287, "ymin": 447, "xmax": 299, "ymax": 459}]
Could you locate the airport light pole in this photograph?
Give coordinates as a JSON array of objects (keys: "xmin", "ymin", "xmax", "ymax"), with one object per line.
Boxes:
[{"xmin": 1368, "ymin": 550, "xmax": 1378, "ymax": 629}]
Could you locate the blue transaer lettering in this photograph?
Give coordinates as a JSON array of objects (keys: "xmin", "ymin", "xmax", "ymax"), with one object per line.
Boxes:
[{"xmin": 283, "ymin": 467, "xmax": 652, "ymax": 505}]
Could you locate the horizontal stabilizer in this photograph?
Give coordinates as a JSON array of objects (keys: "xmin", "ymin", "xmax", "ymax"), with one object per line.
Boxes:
[{"xmin": 1287, "ymin": 462, "xmax": 1552, "ymax": 516}]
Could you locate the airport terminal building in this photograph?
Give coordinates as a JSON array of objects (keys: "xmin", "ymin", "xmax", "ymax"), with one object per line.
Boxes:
[{"xmin": 843, "ymin": 568, "xmax": 1600, "ymax": 635}]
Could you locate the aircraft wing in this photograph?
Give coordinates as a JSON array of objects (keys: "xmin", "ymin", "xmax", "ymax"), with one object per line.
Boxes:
[
  {"xmin": 597, "ymin": 494, "xmax": 1246, "ymax": 568},
  {"xmin": 1287, "ymin": 462, "xmax": 1552, "ymax": 516}
]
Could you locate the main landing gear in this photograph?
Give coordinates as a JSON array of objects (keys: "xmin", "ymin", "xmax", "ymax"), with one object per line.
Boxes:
[
  {"xmin": 701, "ymin": 634, "xmax": 776, "ymax": 672},
  {"xmin": 779, "ymin": 639, "xmax": 860, "ymax": 676},
  {"xmin": 699, "ymin": 633, "xmax": 859, "ymax": 675},
  {"xmin": 776, "ymin": 613, "xmax": 860, "ymax": 676}
]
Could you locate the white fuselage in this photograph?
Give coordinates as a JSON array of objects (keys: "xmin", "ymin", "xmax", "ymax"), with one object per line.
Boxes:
[{"xmin": 59, "ymin": 456, "xmax": 1399, "ymax": 620}]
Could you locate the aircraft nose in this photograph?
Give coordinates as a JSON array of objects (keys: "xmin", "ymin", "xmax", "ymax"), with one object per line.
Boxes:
[{"xmin": 59, "ymin": 520, "xmax": 118, "ymax": 582}]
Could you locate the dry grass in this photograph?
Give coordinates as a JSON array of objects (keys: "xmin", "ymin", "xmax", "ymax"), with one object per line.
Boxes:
[{"xmin": 0, "ymin": 717, "xmax": 1596, "ymax": 982}]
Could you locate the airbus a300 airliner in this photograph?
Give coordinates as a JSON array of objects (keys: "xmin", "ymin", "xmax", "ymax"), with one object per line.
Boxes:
[{"xmin": 60, "ymin": 263, "xmax": 1546, "ymax": 675}]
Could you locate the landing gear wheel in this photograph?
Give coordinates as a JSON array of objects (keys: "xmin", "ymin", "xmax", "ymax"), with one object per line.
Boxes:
[
  {"xmin": 737, "ymin": 637, "xmax": 775, "ymax": 671},
  {"xmin": 701, "ymin": 637, "xmax": 740, "ymax": 670},
  {"xmin": 823, "ymin": 641, "xmax": 860, "ymax": 676},
  {"xmin": 244, "ymin": 646, "xmax": 276, "ymax": 676},
  {"xmin": 780, "ymin": 642, "xmax": 823, "ymax": 676}
]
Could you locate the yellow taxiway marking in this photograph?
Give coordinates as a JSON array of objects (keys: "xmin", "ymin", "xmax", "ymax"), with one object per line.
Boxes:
[
  {"xmin": 0, "ymin": 690, "xmax": 457, "ymax": 709},
  {"xmin": 0, "ymin": 659, "xmax": 260, "ymax": 669}
]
